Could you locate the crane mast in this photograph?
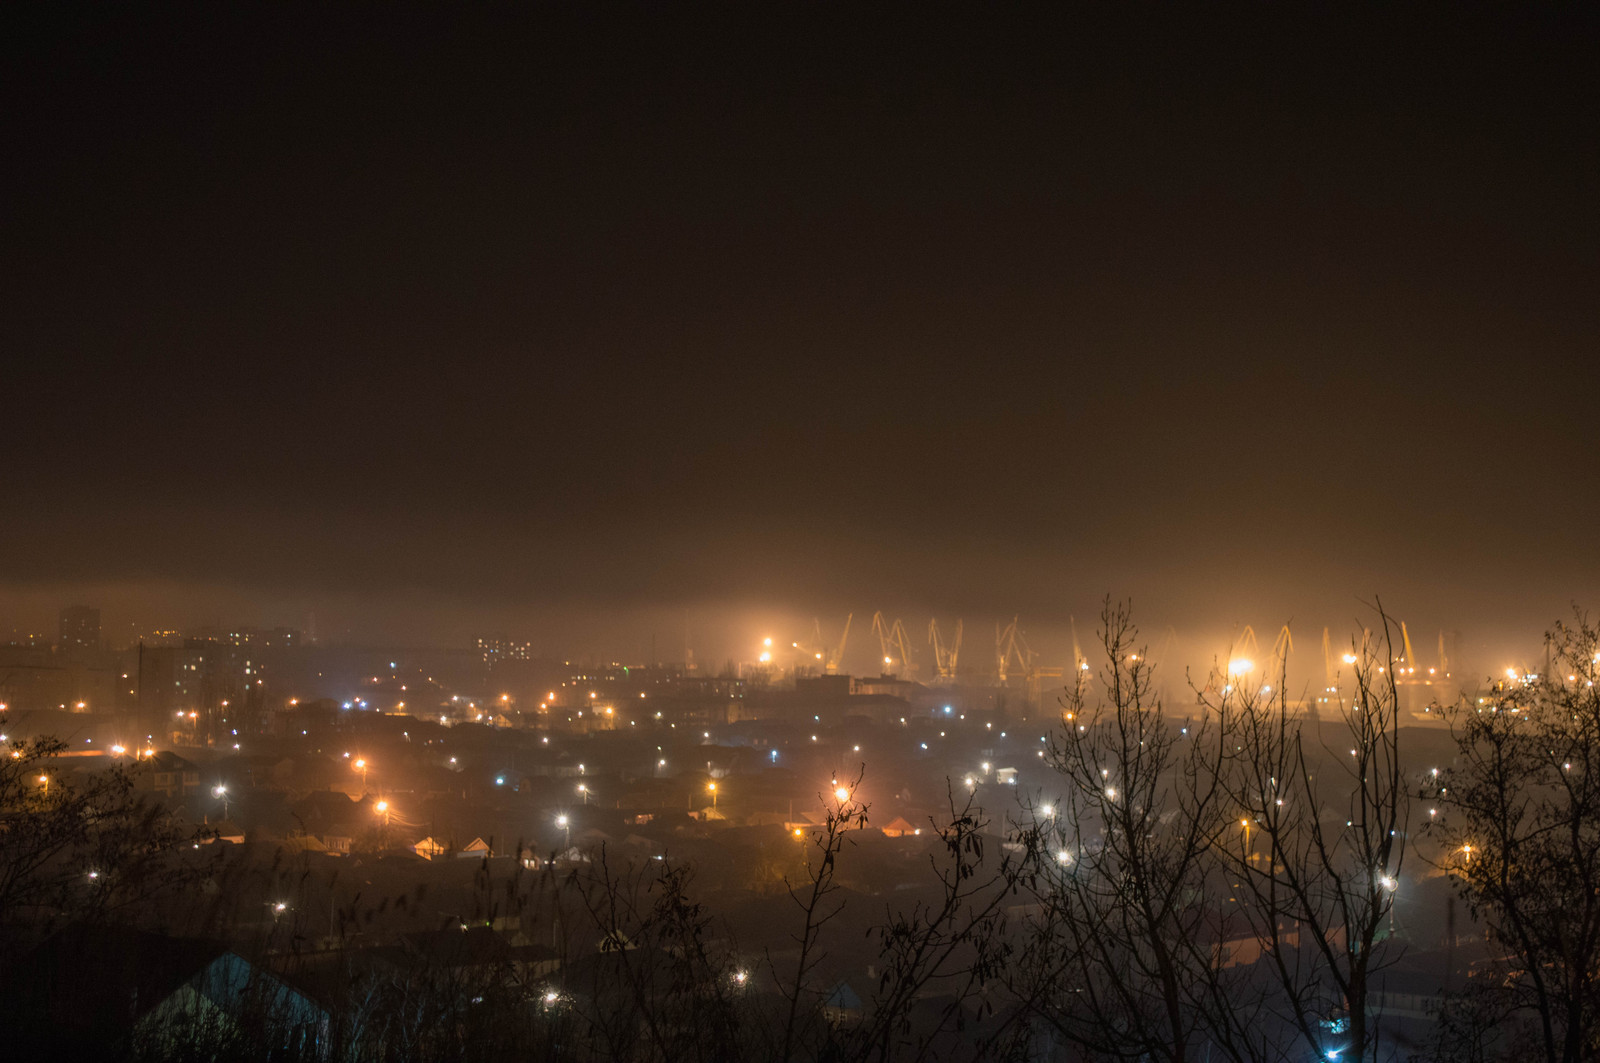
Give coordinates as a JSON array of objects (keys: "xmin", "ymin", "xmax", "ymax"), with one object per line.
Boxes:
[
  {"xmin": 871, "ymin": 612, "xmax": 894, "ymax": 675},
  {"xmin": 1400, "ymin": 622, "xmax": 1418, "ymax": 676},
  {"xmin": 1323, "ymin": 627, "xmax": 1337, "ymax": 691}
]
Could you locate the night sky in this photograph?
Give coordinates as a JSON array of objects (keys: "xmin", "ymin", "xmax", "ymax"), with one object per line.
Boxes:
[{"xmin": 4, "ymin": 8, "xmax": 1598, "ymax": 666}]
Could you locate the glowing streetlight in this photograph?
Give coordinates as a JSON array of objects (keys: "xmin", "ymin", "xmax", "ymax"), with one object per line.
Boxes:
[
  {"xmin": 557, "ymin": 814, "xmax": 570, "ymax": 847},
  {"xmin": 834, "ymin": 786, "xmax": 850, "ymax": 802},
  {"xmin": 353, "ymin": 758, "xmax": 369, "ymax": 792},
  {"xmin": 213, "ymin": 784, "xmax": 230, "ymax": 818},
  {"xmin": 577, "ymin": 783, "xmax": 589, "ymax": 805},
  {"xmin": 1228, "ymin": 658, "xmax": 1254, "ymax": 677},
  {"xmin": 708, "ymin": 781, "xmax": 718, "ymax": 808}
]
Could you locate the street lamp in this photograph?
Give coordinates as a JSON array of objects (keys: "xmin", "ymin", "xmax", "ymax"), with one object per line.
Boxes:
[
  {"xmin": 1379, "ymin": 873, "xmax": 1398, "ymax": 933},
  {"xmin": 577, "ymin": 783, "xmax": 588, "ymax": 805},
  {"xmin": 353, "ymin": 758, "xmax": 369, "ymax": 793},
  {"xmin": 708, "ymin": 782, "xmax": 717, "ymax": 808},
  {"xmin": 557, "ymin": 814, "xmax": 569, "ymax": 847},
  {"xmin": 375, "ymin": 799, "xmax": 390, "ymax": 826},
  {"xmin": 213, "ymin": 784, "xmax": 230, "ymax": 819}
]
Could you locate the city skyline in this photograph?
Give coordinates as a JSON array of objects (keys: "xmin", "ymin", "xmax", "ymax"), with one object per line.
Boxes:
[{"xmin": 5, "ymin": 10, "xmax": 1599, "ymax": 1058}]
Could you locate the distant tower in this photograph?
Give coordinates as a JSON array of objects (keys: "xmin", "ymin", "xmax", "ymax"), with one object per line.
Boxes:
[{"xmin": 58, "ymin": 605, "xmax": 101, "ymax": 654}]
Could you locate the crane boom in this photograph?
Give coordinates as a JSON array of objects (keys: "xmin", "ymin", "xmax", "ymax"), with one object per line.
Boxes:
[
  {"xmin": 1270, "ymin": 625, "xmax": 1294, "ymax": 667},
  {"xmin": 830, "ymin": 613, "xmax": 852, "ymax": 674},
  {"xmin": 889, "ymin": 618, "xmax": 915, "ymax": 678}
]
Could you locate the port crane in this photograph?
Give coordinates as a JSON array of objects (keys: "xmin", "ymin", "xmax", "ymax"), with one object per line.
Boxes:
[
  {"xmin": 928, "ymin": 618, "xmax": 963, "ymax": 682},
  {"xmin": 996, "ymin": 617, "xmax": 1028, "ymax": 684},
  {"xmin": 871, "ymin": 612, "xmax": 915, "ymax": 677},
  {"xmin": 1227, "ymin": 624, "xmax": 1262, "ymax": 678},
  {"xmin": 1269, "ymin": 624, "xmax": 1294, "ymax": 676},
  {"xmin": 793, "ymin": 614, "xmax": 851, "ymax": 674}
]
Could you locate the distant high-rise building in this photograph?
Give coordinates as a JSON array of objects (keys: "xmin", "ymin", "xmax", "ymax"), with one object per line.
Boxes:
[
  {"xmin": 59, "ymin": 605, "xmax": 101, "ymax": 653},
  {"xmin": 474, "ymin": 634, "xmax": 534, "ymax": 664}
]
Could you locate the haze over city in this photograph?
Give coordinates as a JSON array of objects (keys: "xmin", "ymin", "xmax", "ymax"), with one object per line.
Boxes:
[{"xmin": 6, "ymin": 6, "xmax": 1598, "ymax": 675}]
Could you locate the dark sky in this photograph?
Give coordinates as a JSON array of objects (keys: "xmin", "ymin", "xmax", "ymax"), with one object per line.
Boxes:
[{"xmin": 4, "ymin": 7, "xmax": 1598, "ymax": 665}]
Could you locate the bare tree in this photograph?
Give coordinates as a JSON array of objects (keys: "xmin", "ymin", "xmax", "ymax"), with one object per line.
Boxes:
[
  {"xmin": 1015, "ymin": 601, "xmax": 1283, "ymax": 1063},
  {"xmin": 1424, "ymin": 613, "xmax": 1600, "ymax": 1063},
  {"xmin": 1213, "ymin": 609, "xmax": 1407, "ymax": 1063},
  {"xmin": 559, "ymin": 846, "xmax": 750, "ymax": 1063},
  {"xmin": 842, "ymin": 784, "xmax": 1033, "ymax": 1063},
  {"xmin": 0, "ymin": 735, "xmax": 205, "ymax": 960},
  {"xmin": 773, "ymin": 771, "xmax": 870, "ymax": 1063}
]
